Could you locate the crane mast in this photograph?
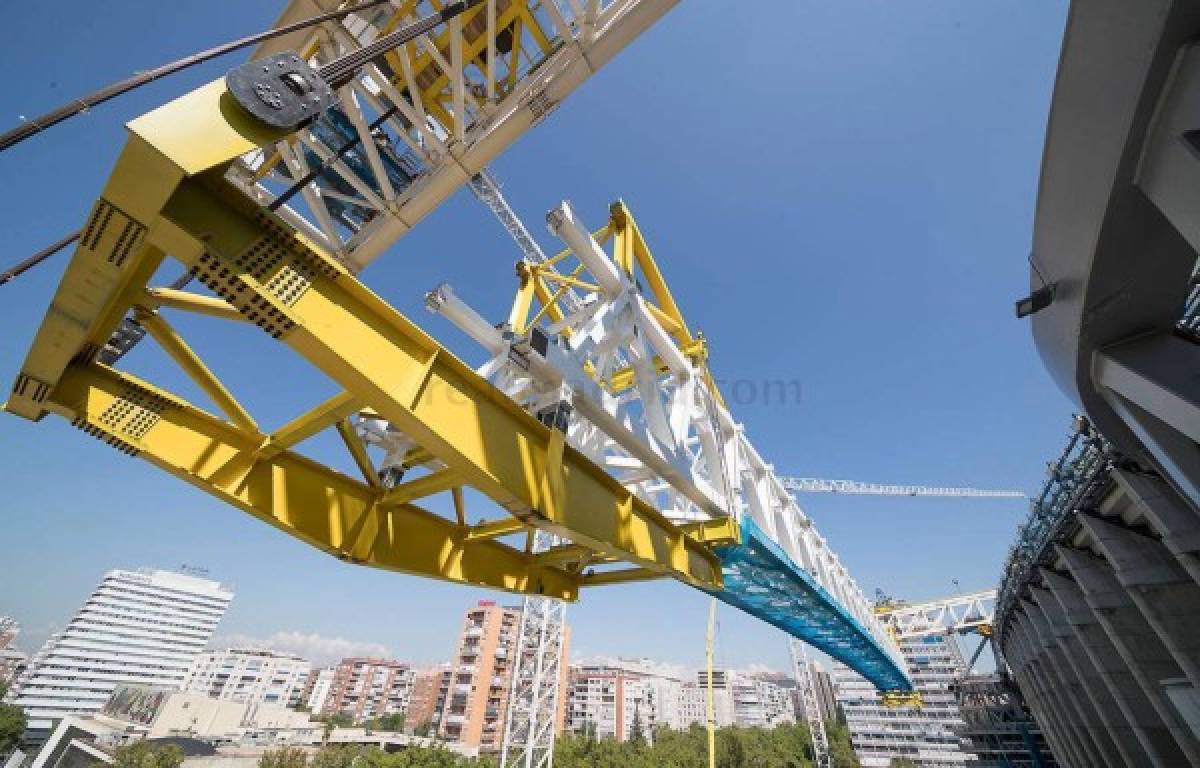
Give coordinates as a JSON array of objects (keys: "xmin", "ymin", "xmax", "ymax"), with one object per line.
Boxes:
[{"xmin": 466, "ymin": 169, "xmax": 567, "ymax": 768}]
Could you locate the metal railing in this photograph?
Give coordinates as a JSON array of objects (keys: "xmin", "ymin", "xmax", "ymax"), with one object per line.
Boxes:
[{"xmin": 994, "ymin": 416, "xmax": 1114, "ymax": 641}]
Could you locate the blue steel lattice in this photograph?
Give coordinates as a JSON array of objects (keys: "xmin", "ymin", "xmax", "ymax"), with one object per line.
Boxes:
[{"xmin": 709, "ymin": 517, "xmax": 912, "ymax": 692}]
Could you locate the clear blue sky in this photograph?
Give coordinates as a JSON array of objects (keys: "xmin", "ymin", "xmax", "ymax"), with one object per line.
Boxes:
[{"xmin": 0, "ymin": 1, "xmax": 1072, "ymax": 673}]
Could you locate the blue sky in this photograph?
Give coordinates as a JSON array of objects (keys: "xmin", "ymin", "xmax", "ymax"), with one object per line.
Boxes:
[{"xmin": 0, "ymin": 0, "xmax": 1072, "ymax": 673}]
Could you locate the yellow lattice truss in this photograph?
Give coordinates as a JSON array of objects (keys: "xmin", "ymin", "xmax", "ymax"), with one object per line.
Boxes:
[{"xmin": 5, "ymin": 75, "xmax": 735, "ymax": 601}]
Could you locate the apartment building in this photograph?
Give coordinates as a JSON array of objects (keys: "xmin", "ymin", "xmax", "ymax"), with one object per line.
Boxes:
[
  {"xmin": 302, "ymin": 667, "xmax": 335, "ymax": 713},
  {"xmin": 9, "ymin": 568, "xmax": 232, "ymax": 745},
  {"xmin": 695, "ymin": 669, "xmax": 736, "ymax": 728},
  {"xmin": 406, "ymin": 667, "xmax": 446, "ymax": 731},
  {"xmin": 567, "ymin": 660, "xmax": 733, "ymax": 740},
  {"xmin": 435, "ymin": 601, "xmax": 521, "ymax": 752},
  {"xmin": 0, "ymin": 617, "xmax": 28, "ymax": 689},
  {"xmin": 322, "ymin": 658, "xmax": 414, "ymax": 723},
  {"xmin": 731, "ymin": 675, "xmax": 794, "ymax": 728},
  {"xmin": 183, "ymin": 648, "xmax": 311, "ymax": 708}
]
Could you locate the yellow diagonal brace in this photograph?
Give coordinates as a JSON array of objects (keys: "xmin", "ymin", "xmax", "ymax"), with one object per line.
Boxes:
[
  {"xmin": 380, "ymin": 468, "xmax": 460, "ymax": 505},
  {"xmin": 142, "ymin": 287, "xmax": 246, "ymax": 323},
  {"xmin": 150, "ymin": 178, "xmax": 722, "ymax": 590},
  {"xmin": 262, "ymin": 391, "xmax": 360, "ymax": 459},
  {"xmin": 135, "ymin": 309, "xmax": 259, "ymax": 435},
  {"xmin": 336, "ymin": 418, "xmax": 381, "ymax": 488},
  {"xmin": 466, "ymin": 517, "xmax": 528, "ymax": 540},
  {"xmin": 47, "ymin": 362, "xmax": 577, "ymax": 600}
]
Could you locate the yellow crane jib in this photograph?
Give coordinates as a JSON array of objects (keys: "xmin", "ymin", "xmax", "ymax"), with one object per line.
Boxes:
[{"xmin": 4, "ymin": 18, "xmax": 729, "ymax": 601}]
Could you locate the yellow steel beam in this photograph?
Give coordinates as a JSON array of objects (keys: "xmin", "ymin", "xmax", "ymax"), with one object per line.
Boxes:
[
  {"xmin": 678, "ymin": 516, "xmax": 739, "ymax": 546},
  {"xmin": 881, "ymin": 692, "xmax": 923, "ymax": 708},
  {"xmin": 45, "ymin": 362, "xmax": 577, "ymax": 599},
  {"xmin": 451, "ymin": 485, "xmax": 467, "ymax": 526},
  {"xmin": 508, "ymin": 264, "xmax": 537, "ymax": 332},
  {"xmin": 607, "ymin": 338, "xmax": 708, "ymax": 393},
  {"xmin": 7, "ymin": 72, "xmax": 725, "ymax": 595},
  {"xmin": 613, "ymin": 200, "xmax": 695, "ymax": 348},
  {"xmin": 538, "ymin": 270, "xmax": 600, "ymax": 293},
  {"xmin": 135, "ymin": 308, "xmax": 260, "ymax": 435}
]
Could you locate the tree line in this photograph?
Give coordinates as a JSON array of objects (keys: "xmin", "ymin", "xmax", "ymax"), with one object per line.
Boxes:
[{"xmin": 98, "ymin": 720, "xmax": 862, "ymax": 768}]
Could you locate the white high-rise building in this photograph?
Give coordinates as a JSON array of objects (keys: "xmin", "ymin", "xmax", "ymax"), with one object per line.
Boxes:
[
  {"xmin": 731, "ymin": 675, "xmax": 795, "ymax": 729},
  {"xmin": 834, "ymin": 633, "xmax": 973, "ymax": 767},
  {"xmin": 183, "ymin": 648, "xmax": 310, "ymax": 708},
  {"xmin": 11, "ymin": 568, "xmax": 232, "ymax": 743},
  {"xmin": 304, "ymin": 667, "xmax": 336, "ymax": 713}
]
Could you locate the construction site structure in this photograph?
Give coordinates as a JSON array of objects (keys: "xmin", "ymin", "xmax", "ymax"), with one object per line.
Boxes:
[
  {"xmin": 832, "ymin": 592, "xmax": 997, "ymax": 768},
  {"xmin": 831, "ymin": 589, "xmax": 1055, "ymax": 767},
  {"xmin": 834, "ymin": 631, "xmax": 974, "ymax": 767},
  {"xmin": 2, "ymin": 6, "xmax": 927, "ymax": 767}
]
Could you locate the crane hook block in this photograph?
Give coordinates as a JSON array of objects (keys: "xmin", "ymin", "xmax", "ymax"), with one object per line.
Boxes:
[{"xmin": 226, "ymin": 52, "xmax": 337, "ymax": 130}]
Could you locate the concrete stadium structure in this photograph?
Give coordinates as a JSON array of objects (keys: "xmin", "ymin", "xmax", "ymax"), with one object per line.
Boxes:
[{"xmin": 998, "ymin": 1, "xmax": 1200, "ymax": 766}]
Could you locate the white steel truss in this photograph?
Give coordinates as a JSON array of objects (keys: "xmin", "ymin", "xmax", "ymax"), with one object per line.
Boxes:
[
  {"xmin": 500, "ymin": 533, "xmax": 567, "ymax": 768},
  {"xmin": 877, "ymin": 590, "xmax": 997, "ymax": 640},
  {"xmin": 421, "ymin": 200, "xmax": 904, "ymax": 674},
  {"xmin": 781, "ymin": 477, "xmax": 1025, "ymax": 499},
  {"xmin": 790, "ymin": 639, "xmax": 832, "ymax": 768},
  {"xmin": 230, "ymin": 0, "xmax": 682, "ymax": 272}
]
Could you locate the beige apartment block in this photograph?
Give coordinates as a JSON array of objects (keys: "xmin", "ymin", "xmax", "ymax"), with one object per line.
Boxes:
[
  {"xmin": 322, "ymin": 658, "xmax": 414, "ymax": 723},
  {"xmin": 436, "ymin": 601, "xmax": 521, "ymax": 752}
]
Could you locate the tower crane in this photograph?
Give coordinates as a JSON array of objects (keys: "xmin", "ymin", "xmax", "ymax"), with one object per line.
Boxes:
[
  {"xmin": 781, "ymin": 477, "xmax": 1026, "ymax": 499},
  {"xmin": 465, "ymin": 168, "xmax": 566, "ymax": 768}
]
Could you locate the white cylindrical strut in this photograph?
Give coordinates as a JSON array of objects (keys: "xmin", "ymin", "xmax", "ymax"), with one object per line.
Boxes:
[
  {"xmin": 426, "ymin": 283, "xmax": 507, "ymax": 355},
  {"xmin": 632, "ymin": 295, "xmax": 690, "ymax": 375},
  {"xmin": 546, "ymin": 201, "xmax": 623, "ymax": 296}
]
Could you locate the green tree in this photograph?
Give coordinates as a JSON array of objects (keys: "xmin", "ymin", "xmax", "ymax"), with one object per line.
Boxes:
[
  {"xmin": 0, "ymin": 700, "xmax": 26, "ymax": 755},
  {"xmin": 309, "ymin": 745, "xmax": 363, "ymax": 768},
  {"xmin": 888, "ymin": 760, "xmax": 917, "ymax": 768},
  {"xmin": 103, "ymin": 741, "xmax": 184, "ymax": 768},
  {"xmin": 258, "ymin": 746, "xmax": 308, "ymax": 768},
  {"xmin": 827, "ymin": 721, "xmax": 860, "ymax": 768},
  {"xmin": 313, "ymin": 712, "xmax": 355, "ymax": 743},
  {"xmin": 628, "ymin": 704, "xmax": 646, "ymax": 747},
  {"xmin": 365, "ymin": 713, "xmax": 405, "ymax": 732},
  {"xmin": 553, "ymin": 722, "xmax": 817, "ymax": 768}
]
